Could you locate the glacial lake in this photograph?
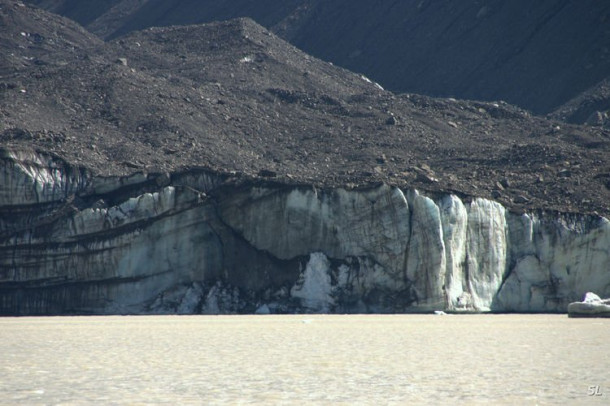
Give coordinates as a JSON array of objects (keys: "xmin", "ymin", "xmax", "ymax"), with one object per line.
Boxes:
[{"xmin": 0, "ymin": 315, "xmax": 608, "ymax": 405}]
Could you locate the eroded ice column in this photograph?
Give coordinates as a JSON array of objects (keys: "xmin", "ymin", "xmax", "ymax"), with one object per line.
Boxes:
[
  {"xmin": 466, "ymin": 198, "xmax": 508, "ymax": 310},
  {"xmin": 291, "ymin": 252, "xmax": 334, "ymax": 312},
  {"xmin": 493, "ymin": 212, "xmax": 546, "ymax": 311},
  {"xmin": 438, "ymin": 194, "xmax": 469, "ymax": 310},
  {"xmin": 405, "ymin": 190, "xmax": 446, "ymax": 310}
]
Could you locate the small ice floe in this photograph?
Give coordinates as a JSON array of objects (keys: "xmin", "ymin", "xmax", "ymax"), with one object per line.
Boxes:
[
  {"xmin": 567, "ymin": 292, "xmax": 610, "ymax": 318},
  {"xmin": 434, "ymin": 310, "xmax": 447, "ymax": 316}
]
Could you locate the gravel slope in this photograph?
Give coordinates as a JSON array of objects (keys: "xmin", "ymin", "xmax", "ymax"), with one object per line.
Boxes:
[{"xmin": 2, "ymin": 0, "xmax": 610, "ymax": 216}]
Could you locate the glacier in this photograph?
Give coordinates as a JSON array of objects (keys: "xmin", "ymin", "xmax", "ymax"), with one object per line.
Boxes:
[{"xmin": 1, "ymin": 149, "xmax": 609, "ymax": 315}]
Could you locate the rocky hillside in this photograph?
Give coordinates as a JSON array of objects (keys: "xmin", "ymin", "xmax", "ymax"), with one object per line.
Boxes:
[
  {"xmin": 2, "ymin": 1, "xmax": 609, "ymax": 216},
  {"xmin": 25, "ymin": 0, "xmax": 610, "ymax": 115}
]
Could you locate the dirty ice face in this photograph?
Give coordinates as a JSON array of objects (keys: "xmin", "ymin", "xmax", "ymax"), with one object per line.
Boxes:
[{"xmin": 3, "ymin": 150, "xmax": 610, "ymax": 315}]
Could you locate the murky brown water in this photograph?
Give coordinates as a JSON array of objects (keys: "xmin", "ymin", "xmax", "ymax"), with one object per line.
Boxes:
[{"xmin": 0, "ymin": 315, "xmax": 608, "ymax": 405}]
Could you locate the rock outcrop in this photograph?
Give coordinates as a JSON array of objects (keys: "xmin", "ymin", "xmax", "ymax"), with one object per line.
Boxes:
[{"xmin": 2, "ymin": 150, "xmax": 609, "ymax": 315}]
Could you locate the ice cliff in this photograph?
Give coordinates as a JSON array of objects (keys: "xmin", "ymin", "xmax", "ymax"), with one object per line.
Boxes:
[{"xmin": 1, "ymin": 150, "xmax": 609, "ymax": 315}]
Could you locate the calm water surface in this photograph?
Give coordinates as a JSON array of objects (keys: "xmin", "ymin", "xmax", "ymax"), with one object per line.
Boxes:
[{"xmin": 0, "ymin": 315, "xmax": 608, "ymax": 405}]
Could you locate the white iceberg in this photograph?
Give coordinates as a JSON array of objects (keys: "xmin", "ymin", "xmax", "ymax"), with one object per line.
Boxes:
[{"xmin": 567, "ymin": 292, "xmax": 610, "ymax": 318}]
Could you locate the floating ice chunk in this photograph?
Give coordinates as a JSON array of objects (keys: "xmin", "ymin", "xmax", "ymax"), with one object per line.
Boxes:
[{"xmin": 568, "ymin": 292, "xmax": 610, "ymax": 318}]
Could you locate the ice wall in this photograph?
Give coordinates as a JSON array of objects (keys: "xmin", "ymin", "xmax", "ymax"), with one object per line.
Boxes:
[{"xmin": 1, "ymin": 150, "xmax": 609, "ymax": 314}]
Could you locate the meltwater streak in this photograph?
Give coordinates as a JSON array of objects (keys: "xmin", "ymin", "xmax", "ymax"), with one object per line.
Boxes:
[{"xmin": 0, "ymin": 315, "xmax": 608, "ymax": 405}]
